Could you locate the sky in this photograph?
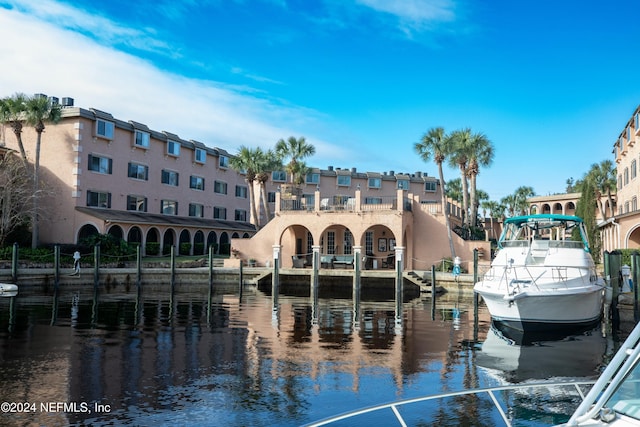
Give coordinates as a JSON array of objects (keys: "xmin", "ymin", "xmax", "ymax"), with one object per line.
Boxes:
[{"xmin": 0, "ymin": 0, "xmax": 639, "ymax": 201}]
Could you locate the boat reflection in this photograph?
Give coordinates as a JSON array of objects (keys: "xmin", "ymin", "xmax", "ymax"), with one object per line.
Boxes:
[{"xmin": 477, "ymin": 320, "xmax": 608, "ymax": 383}]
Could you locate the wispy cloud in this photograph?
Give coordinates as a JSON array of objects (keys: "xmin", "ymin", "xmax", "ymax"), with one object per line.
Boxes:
[
  {"xmin": 0, "ymin": 3, "xmax": 348, "ymax": 162},
  {"xmin": 1, "ymin": 0, "xmax": 178, "ymax": 57}
]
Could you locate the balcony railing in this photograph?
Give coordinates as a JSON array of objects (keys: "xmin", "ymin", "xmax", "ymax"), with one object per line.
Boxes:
[{"xmin": 279, "ymin": 193, "xmax": 414, "ymax": 213}]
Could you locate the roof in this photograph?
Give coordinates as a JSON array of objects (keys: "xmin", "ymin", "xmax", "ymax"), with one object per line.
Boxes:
[
  {"xmin": 504, "ymin": 214, "xmax": 583, "ymax": 226},
  {"xmin": 76, "ymin": 207, "xmax": 257, "ymax": 232}
]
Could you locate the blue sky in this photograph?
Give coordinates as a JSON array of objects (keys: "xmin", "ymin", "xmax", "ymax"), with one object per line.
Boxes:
[{"xmin": 0, "ymin": 0, "xmax": 638, "ymax": 201}]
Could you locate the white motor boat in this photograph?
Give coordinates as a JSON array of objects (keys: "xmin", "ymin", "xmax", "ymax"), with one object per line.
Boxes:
[
  {"xmin": 0, "ymin": 282, "xmax": 18, "ymax": 296},
  {"xmin": 474, "ymin": 214, "xmax": 605, "ymax": 331}
]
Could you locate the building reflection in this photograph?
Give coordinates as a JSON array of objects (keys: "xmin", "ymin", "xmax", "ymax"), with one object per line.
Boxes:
[{"xmin": 0, "ymin": 288, "xmax": 490, "ymax": 425}]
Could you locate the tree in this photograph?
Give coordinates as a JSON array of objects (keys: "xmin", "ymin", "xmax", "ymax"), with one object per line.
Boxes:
[
  {"xmin": 447, "ymin": 128, "xmax": 473, "ymax": 227},
  {"xmin": 24, "ymin": 94, "xmax": 61, "ymax": 248},
  {"xmin": 255, "ymin": 149, "xmax": 282, "ymax": 223},
  {"xmin": 586, "ymin": 160, "xmax": 616, "ymax": 221},
  {"xmin": 513, "ymin": 186, "xmax": 535, "ymax": 215},
  {"xmin": 480, "ymin": 200, "xmax": 501, "ymax": 240},
  {"xmin": 230, "ymin": 146, "xmax": 261, "ymax": 228},
  {"xmin": 445, "ymin": 177, "xmax": 463, "ymax": 203},
  {"xmin": 0, "ymin": 93, "xmax": 29, "ymax": 167},
  {"xmin": 466, "ymin": 132, "xmax": 494, "ymax": 227},
  {"xmin": 575, "ymin": 176, "xmax": 601, "ymax": 262},
  {"xmin": 0, "ymin": 152, "xmax": 33, "ymax": 247},
  {"xmin": 275, "ymin": 136, "xmax": 315, "ymax": 186},
  {"xmin": 414, "ymin": 126, "xmax": 456, "ymax": 258}
]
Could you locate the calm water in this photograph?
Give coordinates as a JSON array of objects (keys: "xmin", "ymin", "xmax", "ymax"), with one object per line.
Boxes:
[{"xmin": 0, "ymin": 283, "xmax": 620, "ymax": 427}]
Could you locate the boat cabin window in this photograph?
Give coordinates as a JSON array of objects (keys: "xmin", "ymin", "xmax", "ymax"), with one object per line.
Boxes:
[{"xmin": 603, "ymin": 357, "xmax": 640, "ymax": 420}]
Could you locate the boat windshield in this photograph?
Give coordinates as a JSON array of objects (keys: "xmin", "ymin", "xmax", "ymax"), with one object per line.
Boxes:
[
  {"xmin": 602, "ymin": 356, "xmax": 640, "ymax": 420},
  {"xmin": 498, "ymin": 215, "xmax": 590, "ymax": 251}
]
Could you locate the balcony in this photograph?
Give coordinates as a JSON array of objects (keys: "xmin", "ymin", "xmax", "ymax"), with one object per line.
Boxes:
[{"xmin": 277, "ymin": 189, "xmax": 412, "ymax": 214}]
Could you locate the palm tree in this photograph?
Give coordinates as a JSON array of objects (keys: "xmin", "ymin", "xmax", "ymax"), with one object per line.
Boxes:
[
  {"xmin": 255, "ymin": 149, "xmax": 282, "ymax": 222},
  {"xmin": 466, "ymin": 132, "xmax": 494, "ymax": 227},
  {"xmin": 275, "ymin": 136, "xmax": 315, "ymax": 187},
  {"xmin": 414, "ymin": 126, "xmax": 456, "ymax": 258},
  {"xmin": 445, "ymin": 177, "xmax": 463, "ymax": 204},
  {"xmin": 0, "ymin": 93, "xmax": 29, "ymax": 167},
  {"xmin": 230, "ymin": 146, "xmax": 261, "ymax": 228},
  {"xmin": 447, "ymin": 128, "xmax": 473, "ymax": 227},
  {"xmin": 513, "ymin": 186, "xmax": 535, "ymax": 215},
  {"xmin": 480, "ymin": 200, "xmax": 501, "ymax": 240},
  {"xmin": 24, "ymin": 94, "xmax": 61, "ymax": 248}
]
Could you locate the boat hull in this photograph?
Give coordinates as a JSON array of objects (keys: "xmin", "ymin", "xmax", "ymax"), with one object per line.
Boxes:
[{"xmin": 475, "ymin": 285, "xmax": 604, "ymax": 332}]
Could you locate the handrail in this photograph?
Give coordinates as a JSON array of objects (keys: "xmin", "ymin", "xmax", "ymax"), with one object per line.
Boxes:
[{"xmin": 304, "ymin": 380, "xmax": 596, "ymax": 427}]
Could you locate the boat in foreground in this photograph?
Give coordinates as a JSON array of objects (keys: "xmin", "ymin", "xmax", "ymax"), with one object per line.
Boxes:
[
  {"xmin": 303, "ymin": 321, "xmax": 640, "ymax": 426},
  {"xmin": 473, "ymin": 214, "xmax": 605, "ymax": 331}
]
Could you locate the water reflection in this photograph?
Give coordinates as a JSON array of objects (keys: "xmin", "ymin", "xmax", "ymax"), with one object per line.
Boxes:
[{"xmin": 0, "ymin": 286, "xmax": 612, "ymax": 427}]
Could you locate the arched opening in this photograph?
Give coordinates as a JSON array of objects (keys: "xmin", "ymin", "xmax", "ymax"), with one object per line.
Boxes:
[
  {"xmin": 280, "ymin": 224, "xmax": 313, "ymax": 267},
  {"xmin": 163, "ymin": 229, "xmax": 176, "ymax": 255},
  {"xmin": 219, "ymin": 232, "xmax": 230, "ymax": 255},
  {"xmin": 107, "ymin": 225, "xmax": 124, "ymax": 241},
  {"xmin": 194, "ymin": 230, "xmax": 205, "ymax": 255},
  {"xmin": 207, "ymin": 231, "xmax": 218, "ymax": 254},
  {"xmin": 128, "ymin": 226, "xmax": 142, "ymax": 246},
  {"xmin": 77, "ymin": 224, "xmax": 99, "ymax": 244},
  {"xmin": 628, "ymin": 226, "xmax": 640, "ymax": 249},
  {"xmin": 360, "ymin": 225, "xmax": 395, "ymax": 270},
  {"xmin": 146, "ymin": 227, "xmax": 160, "ymax": 255},
  {"xmin": 179, "ymin": 229, "xmax": 191, "ymax": 255}
]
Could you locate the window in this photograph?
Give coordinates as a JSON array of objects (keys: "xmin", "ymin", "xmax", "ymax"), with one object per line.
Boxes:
[
  {"xmin": 337, "ymin": 175, "xmax": 351, "ymax": 187},
  {"xmin": 306, "ymin": 173, "xmax": 320, "ymax": 184},
  {"xmin": 365, "ymin": 231, "xmax": 374, "ymax": 254},
  {"xmin": 632, "ymin": 160, "xmax": 637, "ymax": 180},
  {"xmin": 624, "ymin": 168, "xmax": 629, "ymax": 186},
  {"xmin": 194, "ymin": 148, "xmax": 206, "ymax": 163},
  {"xmin": 234, "ymin": 209, "xmax": 247, "ymax": 221},
  {"xmin": 424, "ymin": 181, "xmax": 437, "ymax": 192},
  {"xmin": 134, "ymin": 130, "xmax": 149, "ymax": 148},
  {"xmin": 307, "ymin": 231, "xmax": 314, "ymax": 255},
  {"xmin": 327, "ymin": 231, "xmax": 335, "ymax": 255},
  {"xmin": 96, "ymin": 119, "xmax": 114, "ymax": 139},
  {"xmin": 190, "ymin": 175, "xmax": 205, "ymax": 191},
  {"xmin": 272, "ymin": 170, "xmax": 287, "ymax": 182},
  {"xmin": 87, "ymin": 190, "xmax": 111, "ymax": 208},
  {"xmin": 235, "ymin": 185, "xmax": 248, "ymax": 198},
  {"xmin": 189, "ymin": 203, "xmax": 204, "ymax": 217},
  {"xmin": 214, "ymin": 206, "xmax": 227, "ymax": 219},
  {"xmin": 161, "ymin": 200, "xmax": 178, "ymax": 215},
  {"xmin": 127, "ymin": 195, "xmax": 147, "ymax": 212},
  {"xmin": 161, "ymin": 170, "xmax": 179, "ymax": 186},
  {"xmin": 167, "ymin": 140, "xmax": 181, "ymax": 156},
  {"xmin": 88, "ymin": 154, "xmax": 112, "ymax": 174},
  {"xmin": 214, "ymin": 181, "xmax": 227, "ymax": 195},
  {"xmin": 268, "ymin": 192, "xmax": 276, "ymax": 203},
  {"xmin": 397, "ymin": 179, "xmax": 409, "ymax": 190},
  {"xmin": 343, "ymin": 230, "xmax": 353, "ymax": 255},
  {"xmin": 634, "ymin": 197, "xmax": 638, "ymax": 212},
  {"xmin": 219, "ymin": 155, "xmax": 229, "ymax": 168},
  {"xmin": 128, "ymin": 162, "xmax": 148, "ymax": 180},
  {"xmin": 368, "ymin": 177, "xmax": 381, "ymax": 188}
]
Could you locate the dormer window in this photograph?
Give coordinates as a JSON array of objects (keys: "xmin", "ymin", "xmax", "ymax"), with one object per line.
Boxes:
[
  {"xmin": 96, "ymin": 119, "xmax": 114, "ymax": 140},
  {"xmin": 194, "ymin": 148, "xmax": 206, "ymax": 163},
  {"xmin": 167, "ymin": 140, "xmax": 180, "ymax": 156},
  {"xmin": 134, "ymin": 130, "xmax": 150, "ymax": 148},
  {"xmin": 219, "ymin": 155, "xmax": 229, "ymax": 168}
]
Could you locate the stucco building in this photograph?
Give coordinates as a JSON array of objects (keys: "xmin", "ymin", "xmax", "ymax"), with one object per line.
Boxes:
[
  {"xmin": 600, "ymin": 105, "xmax": 640, "ymax": 251},
  {"xmin": 1, "ymin": 96, "xmax": 490, "ymax": 271}
]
